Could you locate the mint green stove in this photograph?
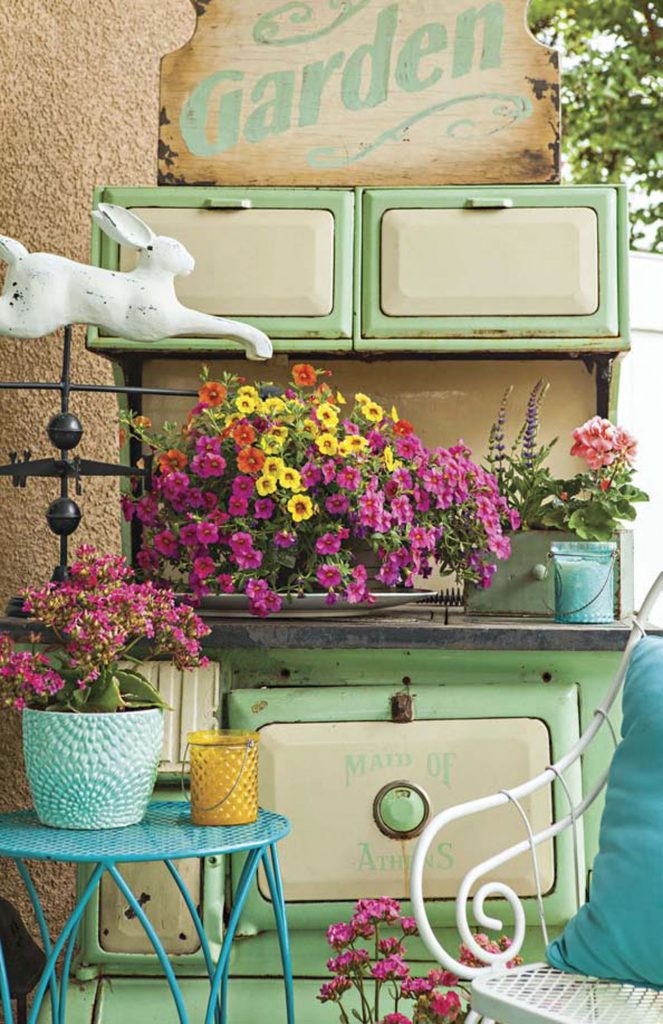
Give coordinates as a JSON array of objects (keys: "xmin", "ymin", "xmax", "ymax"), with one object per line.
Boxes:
[
  {"xmin": 20, "ymin": 617, "xmax": 631, "ymax": 1024},
  {"xmin": 34, "ymin": 169, "xmax": 632, "ymax": 1023}
]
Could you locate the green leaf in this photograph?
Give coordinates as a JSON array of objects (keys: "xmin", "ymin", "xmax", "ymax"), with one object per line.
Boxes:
[
  {"xmin": 567, "ymin": 506, "xmax": 615, "ymax": 542},
  {"xmin": 83, "ymin": 675, "xmax": 124, "ymax": 713},
  {"xmin": 115, "ymin": 670, "xmax": 170, "ymax": 711},
  {"xmin": 540, "ymin": 506, "xmax": 568, "ymax": 530}
]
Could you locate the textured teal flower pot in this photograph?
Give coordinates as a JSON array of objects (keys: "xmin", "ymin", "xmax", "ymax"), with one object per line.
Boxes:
[{"xmin": 22, "ymin": 708, "xmax": 164, "ymax": 829}]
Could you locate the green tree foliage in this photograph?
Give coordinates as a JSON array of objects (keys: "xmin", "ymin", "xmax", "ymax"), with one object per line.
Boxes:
[{"xmin": 529, "ymin": 0, "xmax": 662, "ymax": 252}]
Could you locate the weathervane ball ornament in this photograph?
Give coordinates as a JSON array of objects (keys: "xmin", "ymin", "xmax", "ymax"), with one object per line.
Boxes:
[{"xmin": 0, "ymin": 204, "xmax": 272, "ymax": 360}]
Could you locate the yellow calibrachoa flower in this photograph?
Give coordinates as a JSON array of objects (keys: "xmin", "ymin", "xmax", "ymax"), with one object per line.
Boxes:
[
  {"xmin": 339, "ymin": 435, "xmax": 368, "ymax": 456},
  {"xmin": 384, "ymin": 445, "xmax": 395, "ymax": 471},
  {"xmin": 336, "ymin": 392, "xmax": 346, "ymax": 405},
  {"xmin": 269, "ymin": 425, "xmax": 288, "ymax": 445},
  {"xmin": 256, "ymin": 475, "xmax": 278, "ymax": 496},
  {"xmin": 303, "ymin": 418, "xmax": 320, "ymax": 436},
  {"xmin": 263, "ymin": 456, "xmax": 284, "ymax": 477},
  {"xmin": 287, "ymin": 494, "xmax": 314, "ymax": 522},
  {"xmin": 263, "ymin": 396, "xmax": 286, "ymax": 416},
  {"xmin": 391, "ymin": 405, "xmax": 399, "ymax": 422},
  {"xmin": 316, "ymin": 402, "xmax": 339, "ymax": 432},
  {"xmin": 363, "ymin": 401, "xmax": 384, "ymax": 423},
  {"xmin": 354, "ymin": 392, "xmax": 371, "ymax": 407},
  {"xmin": 261, "ymin": 425, "xmax": 288, "ymax": 453},
  {"xmin": 236, "ymin": 394, "xmax": 258, "ymax": 415},
  {"xmin": 316, "ymin": 432, "xmax": 338, "ymax": 456},
  {"xmin": 278, "ymin": 466, "xmax": 302, "ymax": 492},
  {"xmin": 224, "ymin": 412, "xmax": 242, "ymax": 427},
  {"xmin": 238, "ymin": 385, "xmax": 259, "ymax": 398}
]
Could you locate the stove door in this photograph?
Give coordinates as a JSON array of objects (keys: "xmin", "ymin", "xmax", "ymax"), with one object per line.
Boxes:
[{"xmin": 229, "ymin": 680, "xmax": 581, "ymax": 931}]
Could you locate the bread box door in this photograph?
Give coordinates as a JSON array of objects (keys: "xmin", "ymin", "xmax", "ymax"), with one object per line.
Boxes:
[{"xmin": 91, "ymin": 186, "xmax": 354, "ymax": 350}]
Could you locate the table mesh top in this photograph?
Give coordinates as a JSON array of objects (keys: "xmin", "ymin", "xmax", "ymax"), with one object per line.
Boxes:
[{"xmin": 0, "ymin": 802, "xmax": 290, "ymax": 862}]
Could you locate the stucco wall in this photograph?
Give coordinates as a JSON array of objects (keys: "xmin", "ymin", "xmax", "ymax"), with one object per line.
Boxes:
[{"xmin": 0, "ymin": 0, "xmax": 194, "ymax": 942}]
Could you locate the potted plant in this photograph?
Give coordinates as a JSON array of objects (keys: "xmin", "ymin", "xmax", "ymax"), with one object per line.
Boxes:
[
  {"xmin": 0, "ymin": 546, "xmax": 209, "ymax": 829},
  {"xmin": 317, "ymin": 896, "xmax": 520, "ymax": 1023},
  {"xmin": 466, "ymin": 383, "xmax": 647, "ymax": 618},
  {"xmin": 123, "ymin": 365, "xmax": 518, "ymax": 616}
]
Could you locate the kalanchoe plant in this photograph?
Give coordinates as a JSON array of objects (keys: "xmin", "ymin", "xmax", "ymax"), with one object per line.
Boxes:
[
  {"xmin": 319, "ymin": 897, "xmax": 521, "ymax": 1023},
  {"xmin": 540, "ymin": 416, "xmax": 648, "ymax": 541},
  {"xmin": 486, "ymin": 380, "xmax": 557, "ymax": 529},
  {"xmin": 0, "ymin": 546, "xmax": 209, "ymax": 712},
  {"xmin": 123, "ymin": 365, "xmax": 519, "ymax": 616}
]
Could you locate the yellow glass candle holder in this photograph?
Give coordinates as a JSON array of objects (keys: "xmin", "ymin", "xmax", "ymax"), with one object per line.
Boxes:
[{"xmin": 187, "ymin": 730, "xmax": 260, "ymax": 826}]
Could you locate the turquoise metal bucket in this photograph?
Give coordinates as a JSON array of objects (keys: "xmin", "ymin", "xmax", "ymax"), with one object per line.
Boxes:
[
  {"xmin": 22, "ymin": 708, "xmax": 163, "ymax": 829},
  {"xmin": 551, "ymin": 541, "xmax": 617, "ymax": 624}
]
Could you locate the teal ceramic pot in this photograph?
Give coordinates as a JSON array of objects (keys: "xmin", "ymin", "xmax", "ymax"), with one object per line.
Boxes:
[
  {"xmin": 551, "ymin": 541, "xmax": 617, "ymax": 624},
  {"xmin": 22, "ymin": 708, "xmax": 164, "ymax": 829}
]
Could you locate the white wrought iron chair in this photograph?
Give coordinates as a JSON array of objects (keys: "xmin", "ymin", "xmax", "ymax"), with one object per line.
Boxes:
[{"xmin": 411, "ymin": 573, "xmax": 663, "ymax": 1024}]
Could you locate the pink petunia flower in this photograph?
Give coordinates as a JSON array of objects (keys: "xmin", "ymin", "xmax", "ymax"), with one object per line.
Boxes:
[
  {"xmin": 317, "ymin": 564, "xmax": 342, "ymax": 589},
  {"xmin": 316, "ymin": 532, "xmax": 342, "ymax": 555},
  {"xmin": 153, "ymin": 529, "xmax": 179, "ymax": 559}
]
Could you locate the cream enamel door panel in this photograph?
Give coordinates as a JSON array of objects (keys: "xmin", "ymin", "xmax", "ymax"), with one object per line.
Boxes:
[
  {"xmin": 258, "ymin": 718, "xmax": 553, "ymax": 902},
  {"xmin": 99, "ymin": 859, "xmax": 201, "ymax": 955},
  {"xmin": 120, "ymin": 207, "xmax": 334, "ymax": 317},
  {"xmin": 92, "ymin": 186, "xmax": 355, "ymax": 346},
  {"xmin": 360, "ymin": 185, "xmax": 624, "ymax": 348},
  {"xmin": 381, "ymin": 208, "xmax": 599, "ymax": 317}
]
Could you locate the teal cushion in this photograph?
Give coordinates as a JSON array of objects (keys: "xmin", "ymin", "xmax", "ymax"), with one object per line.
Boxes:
[{"xmin": 547, "ymin": 635, "xmax": 663, "ymax": 987}]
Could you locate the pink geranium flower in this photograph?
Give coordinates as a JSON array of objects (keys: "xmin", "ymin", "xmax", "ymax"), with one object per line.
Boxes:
[{"xmin": 570, "ymin": 416, "xmax": 633, "ymax": 470}]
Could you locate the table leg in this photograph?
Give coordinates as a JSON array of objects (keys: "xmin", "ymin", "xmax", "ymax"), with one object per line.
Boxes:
[
  {"xmin": 108, "ymin": 864, "xmax": 189, "ymax": 1024},
  {"xmin": 204, "ymin": 847, "xmax": 263, "ymax": 1024},
  {"xmin": 27, "ymin": 863, "xmax": 105, "ymax": 1024},
  {"xmin": 57, "ymin": 905, "xmax": 89, "ymax": 1024},
  {"xmin": 16, "ymin": 859, "xmax": 59, "ymax": 1024},
  {"xmin": 262, "ymin": 844, "xmax": 295, "ymax": 1024},
  {"xmin": 164, "ymin": 859, "xmax": 220, "ymax": 1024},
  {"xmin": 0, "ymin": 933, "xmax": 13, "ymax": 1024}
]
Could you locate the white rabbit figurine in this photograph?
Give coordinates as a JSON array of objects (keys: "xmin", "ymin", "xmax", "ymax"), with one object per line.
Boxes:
[{"xmin": 0, "ymin": 204, "xmax": 272, "ymax": 360}]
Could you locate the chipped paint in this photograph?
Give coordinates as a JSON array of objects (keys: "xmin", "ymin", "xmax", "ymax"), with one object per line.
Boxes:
[{"xmin": 123, "ymin": 891, "xmax": 151, "ymax": 920}]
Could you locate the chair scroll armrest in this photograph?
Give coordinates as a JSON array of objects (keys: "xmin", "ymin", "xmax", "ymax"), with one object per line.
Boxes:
[{"xmin": 411, "ymin": 574, "xmax": 663, "ymax": 979}]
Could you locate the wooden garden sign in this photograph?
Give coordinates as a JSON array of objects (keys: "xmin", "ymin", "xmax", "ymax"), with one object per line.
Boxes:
[{"xmin": 159, "ymin": 0, "xmax": 560, "ymax": 186}]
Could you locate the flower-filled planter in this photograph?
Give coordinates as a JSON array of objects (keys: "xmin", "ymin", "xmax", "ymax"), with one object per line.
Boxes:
[
  {"xmin": 1, "ymin": 547, "xmax": 209, "ymax": 829},
  {"xmin": 466, "ymin": 383, "xmax": 645, "ymax": 620},
  {"xmin": 124, "ymin": 365, "xmax": 518, "ymax": 616},
  {"xmin": 22, "ymin": 707, "xmax": 164, "ymax": 830}
]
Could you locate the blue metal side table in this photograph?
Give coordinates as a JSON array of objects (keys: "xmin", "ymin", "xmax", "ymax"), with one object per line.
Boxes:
[{"xmin": 0, "ymin": 801, "xmax": 294, "ymax": 1024}]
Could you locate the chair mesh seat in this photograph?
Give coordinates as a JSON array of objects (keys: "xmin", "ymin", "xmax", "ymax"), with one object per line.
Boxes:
[{"xmin": 472, "ymin": 964, "xmax": 663, "ymax": 1024}]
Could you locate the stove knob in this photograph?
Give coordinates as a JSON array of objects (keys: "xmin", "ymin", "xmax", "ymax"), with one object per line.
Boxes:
[{"xmin": 373, "ymin": 781, "xmax": 431, "ymax": 839}]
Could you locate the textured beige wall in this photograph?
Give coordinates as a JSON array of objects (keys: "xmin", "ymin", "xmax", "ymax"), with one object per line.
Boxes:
[{"xmin": 0, "ymin": 0, "xmax": 194, "ymax": 942}]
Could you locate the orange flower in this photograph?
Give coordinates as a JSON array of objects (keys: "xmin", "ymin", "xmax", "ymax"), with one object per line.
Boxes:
[
  {"xmin": 158, "ymin": 448, "xmax": 188, "ymax": 473},
  {"xmin": 393, "ymin": 419, "xmax": 414, "ymax": 437},
  {"xmin": 133, "ymin": 415, "xmax": 152, "ymax": 429},
  {"xmin": 237, "ymin": 446, "xmax": 266, "ymax": 475},
  {"xmin": 292, "ymin": 363, "xmax": 317, "ymax": 387},
  {"xmin": 199, "ymin": 381, "xmax": 228, "ymax": 407},
  {"xmin": 233, "ymin": 422, "xmax": 256, "ymax": 447}
]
